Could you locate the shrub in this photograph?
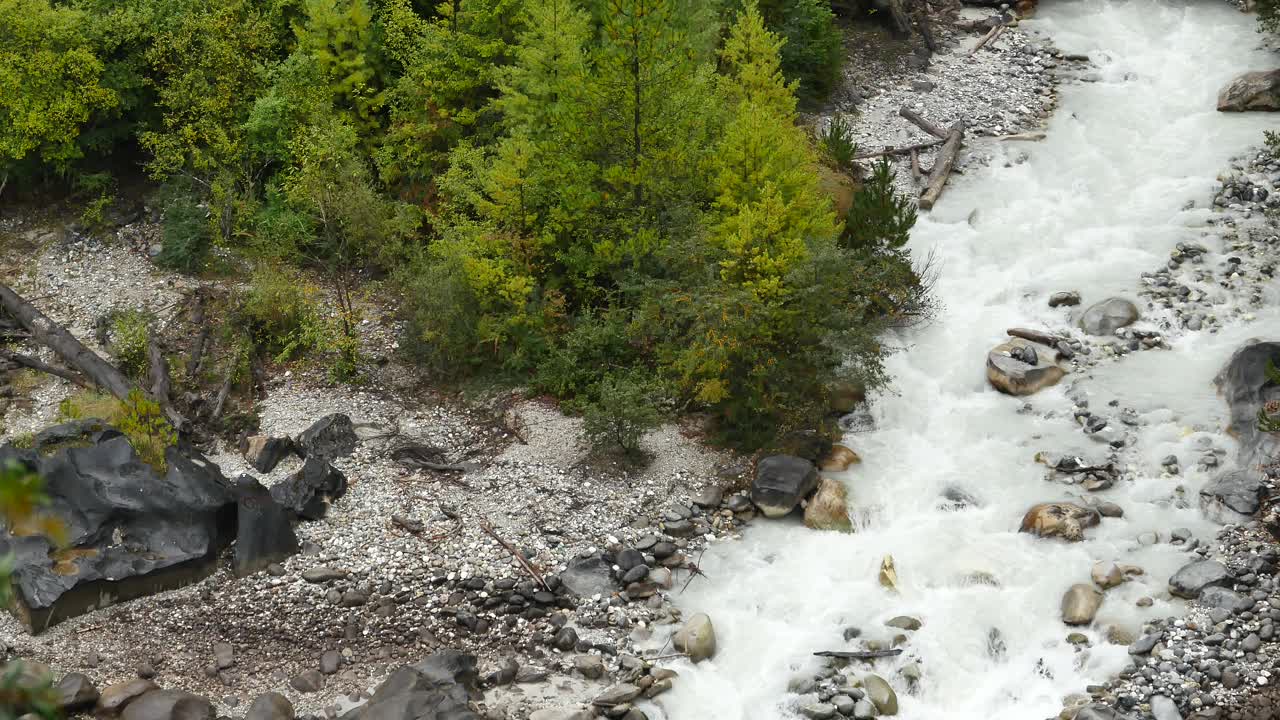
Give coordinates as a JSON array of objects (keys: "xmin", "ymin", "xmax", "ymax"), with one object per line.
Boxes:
[
  {"xmin": 774, "ymin": 0, "xmax": 844, "ymax": 104},
  {"xmin": 841, "ymin": 157, "xmax": 916, "ymax": 252},
  {"xmin": 109, "ymin": 309, "xmax": 152, "ymax": 379},
  {"xmin": 57, "ymin": 390, "xmax": 175, "ymax": 471},
  {"xmin": 820, "ymin": 116, "xmax": 858, "ymax": 173},
  {"xmin": 1259, "ymin": 360, "xmax": 1280, "ymax": 433},
  {"xmin": 533, "ymin": 310, "xmax": 632, "ymax": 401},
  {"xmin": 235, "ymin": 265, "xmax": 330, "ymax": 362},
  {"xmin": 581, "ymin": 373, "xmax": 662, "ymax": 457},
  {"xmin": 157, "ymin": 191, "xmax": 212, "ymax": 273}
]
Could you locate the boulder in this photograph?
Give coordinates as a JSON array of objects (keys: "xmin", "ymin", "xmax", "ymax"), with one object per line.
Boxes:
[
  {"xmin": 245, "ymin": 692, "xmax": 295, "ymax": 720},
  {"xmin": 1198, "ymin": 586, "xmax": 1252, "ymax": 613},
  {"xmin": 1049, "ymin": 291, "xmax": 1081, "ymax": 308},
  {"xmin": 241, "ymin": 436, "xmax": 296, "ymax": 473},
  {"xmin": 818, "ymin": 445, "xmax": 861, "ymax": 472},
  {"xmin": 1213, "ymin": 341, "xmax": 1280, "ymax": 466},
  {"xmin": 1019, "ymin": 503, "xmax": 1100, "ymax": 542},
  {"xmin": 863, "ymin": 674, "xmax": 898, "ymax": 716},
  {"xmin": 804, "ymin": 478, "xmax": 853, "ymax": 532},
  {"xmin": 1061, "ymin": 584, "xmax": 1102, "ymax": 625},
  {"xmin": 752, "ymin": 455, "xmax": 819, "ymax": 518},
  {"xmin": 270, "ymin": 457, "xmax": 348, "ymax": 521},
  {"xmin": 1168, "ymin": 560, "xmax": 1230, "ymax": 599},
  {"xmin": 987, "ymin": 339, "xmax": 1065, "ymax": 396},
  {"xmin": 1076, "ymin": 704, "xmax": 1132, "ymax": 720},
  {"xmin": 560, "ymin": 554, "xmax": 616, "ymax": 597},
  {"xmin": 1150, "ymin": 696, "xmax": 1182, "ymax": 720},
  {"xmin": 672, "ymin": 613, "xmax": 717, "ymax": 662},
  {"xmin": 339, "ymin": 650, "xmax": 480, "ymax": 720},
  {"xmin": 55, "ymin": 672, "xmax": 99, "ymax": 712},
  {"xmin": 96, "ymin": 680, "xmax": 161, "ymax": 716},
  {"xmin": 1217, "ymin": 70, "xmax": 1280, "ymax": 112},
  {"xmin": 0, "ymin": 432, "xmax": 239, "ymax": 632},
  {"xmin": 1091, "ymin": 562, "xmax": 1124, "ymax": 590},
  {"xmin": 120, "ymin": 690, "xmax": 215, "ymax": 720},
  {"xmin": 295, "ymin": 414, "xmax": 358, "ymax": 461},
  {"xmin": 1078, "ymin": 298, "xmax": 1139, "ymax": 336},
  {"xmin": 230, "ymin": 475, "xmax": 299, "ymax": 577}
]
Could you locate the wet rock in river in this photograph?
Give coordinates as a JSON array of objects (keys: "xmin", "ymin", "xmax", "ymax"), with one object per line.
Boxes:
[
  {"xmin": 987, "ymin": 339, "xmax": 1066, "ymax": 396},
  {"xmin": 863, "ymin": 674, "xmax": 899, "ymax": 716},
  {"xmin": 752, "ymin": 455, "xmax": 819, "ymax": 518},
  {"xmin": 1213, "ymin": 340, "xmax": 1280, "ymax": 465},
  {"xmin": 1019, "ymin": 502, "xmax": 1100, "ymax": 542},
  {"xmin": 673, "ymin": 613, "xmax": 716, "ymax": 662},
  {"xmin": 804, "ymin": 477, "xmax": 853, "ymax": 533},
  {"xmin": 1217, "ymin": 69, "xmax": 1280, "ymax": 112},
  {"xmin": 1061, "ymin": 584, "xmax": 1102, "ymax": 625},
  {"xmin": 1078, "ymin": 297, "xmax": 1139, "ymax": 336},
  {"xmin": 818, "ymin": 444, "xmax": 861, "ymax": 472},
  {"xmin": 1049, "ymin": 291, "xmax": 1082, "ymax": 307},
  {"xmin": 1200, "ymin": 468, "xmax": 1266, "ymax": 524}
]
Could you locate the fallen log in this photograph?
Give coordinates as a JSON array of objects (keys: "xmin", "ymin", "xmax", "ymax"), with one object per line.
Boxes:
[
  {"xmin": 968, "ymin": 23, "xmax": 1003, "ymax": 56},
  {"xmin": 0, "ymin": 283, "xmax": 136, "ymax": 401},
  {"xmin": 0, "ymin": 349, "xmax": 89, "ymax": 387},
  {"xmin": 853, "ymin": 138, "xmax": 944, "ymax": 161},
  {"xmin": 997, "ymin": 131, "xmax": 1047, "ymax": 142},
  {"xmin": 910, "ymin": 149, "xmax": 922, "ymax": 181},
  {"xmin": 1007, "ymin": 328, "xmax": 1061, "ymax": 346},
  {"xmin": 814, "ymin": 649, "xmax": 903, "ymax": 660},
  {"xmin": 919, "ymin": 121, "xmax": 966, "ymax": 210},
  {"xmin": 899, "ymin": 106, "xmax": 948, "ymax": 139}
]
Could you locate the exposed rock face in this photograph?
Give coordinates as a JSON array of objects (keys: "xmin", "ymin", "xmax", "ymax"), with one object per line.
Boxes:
[
  {"xmin": 673, "ymin": 613, "xmax": 717, "ymax": 662},
  {"xmin": 752, "ymin": 455, "xmax": 819, "ymax": 518},
  {"xmin": 0, "ymin": 430, "xmax": 240, "ymax": 632},
  {"xmin": 1217, "ymin": 70, "xmax": 1280, "ymax": 112},
  {"xmin": 1078, "ymin": 297, "xmax": 1139, "ymax": 336},
  {"xmin": 339, "ymin": 650, "xmax": 480, "ymax": 720},
  {"xmin": 1061, "ymin": 584, "xmax": 1103, "ymax": 625},
  {"xmin": 818, "ymin": 445, "xmax": 861, "ymax": 472},
  {"xmin": 296, "ymin": 413, "xmax": 358, "ymax": 461},
  {"xmin": 1201, "ymin": 469, "xmax": 1266, "ymax": 524},
  {"xmin": 1168, "ymin": 560, "xmax": 1230, "ymax": 599},
  {"xmin": 804, "ymin": 478, "xmax": 853, "ymax": 532},
  {"xmin": 270, "ymin": 457, "xmax": 348, "ymax": 521},
  {"xmin": 1019, "ymin": 502, "xmax": 1101, "ymax": 542},
  {"xmin": 987, "ymin": 339, "xmax": 1065, "ymax": 396},
  {"xmin": 1214, "ymin": 341, "xmax": 1280, "ymax": 466},
  {"xmin": 231, "ymin": 476, "xmax": 299, "ymax": 577},
  {"xmin": 241, "ymin": 435, "xmax": 296, "ymax": 473}
]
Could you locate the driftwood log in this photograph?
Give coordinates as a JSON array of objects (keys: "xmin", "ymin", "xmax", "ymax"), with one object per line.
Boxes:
[
  {"xmin": 0, "ymin": 282, "xmax": 185, "ymax": 429},
  {"xmin": 899, "ymin": 106, "xmax": 948, "ymax": 139},
  {"xmin": 853, "ymin": 138, "xmax": 944, "ymax": 161},
  {"xmin": 919, "ymin": 121, "xmax": 966, "ymax": 210},
  {"xmin": 813, "ymin": 649, "xmax": 904, "ymax": 660}
]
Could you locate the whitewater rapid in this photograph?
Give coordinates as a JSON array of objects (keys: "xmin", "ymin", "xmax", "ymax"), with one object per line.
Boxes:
[{"xmin": 657, "ymin": 2, "xmax": 1279, "ymax": 719}]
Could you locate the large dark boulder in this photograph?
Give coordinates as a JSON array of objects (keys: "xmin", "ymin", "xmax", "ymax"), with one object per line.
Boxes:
[
  {"xmin": 1169, "ymin": 560, "xmax": 1231, "ymax": 599},
  {"xmin": 1214, "ymin": 340, "xmax": 1280, "ymax": 466},
  {"xmin": 296, "ymin": 414, "xmax": 358, "ymax": 461},
  {"xmin": 231, "ymin": 475, "xmax": 299, "ymax": 577},
  {"xmin": 0, "ymin": 432, "xmax": 238, "ymax": 632},
  {"xmin": 1217, "ymin": 70, "xmax": 1280, "ymax": 112},
  {"xmin": 269, "ymin": 457, "xmax": 348, "ymax": 521},
  {"xmin": 1201, "ymin": 469, "xmax": 1266, "ymax": 524},
  {"xmin": 340, "ymin": 650, "xmax": 480, "ymax": 720},
  {"xmin": 752, "ymin": 455, "xmax": 819, "ymax": 518}
]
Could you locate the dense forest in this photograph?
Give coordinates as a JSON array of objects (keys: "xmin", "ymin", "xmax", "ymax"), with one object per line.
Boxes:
[{"xmin": 0, "ymin": 0, "xmax": 930, "ymax": 452}]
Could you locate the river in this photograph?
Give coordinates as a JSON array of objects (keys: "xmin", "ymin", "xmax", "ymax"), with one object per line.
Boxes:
[{"xmin": 657, "ymin": 1, "xmax": 1278, "ymax": 718}]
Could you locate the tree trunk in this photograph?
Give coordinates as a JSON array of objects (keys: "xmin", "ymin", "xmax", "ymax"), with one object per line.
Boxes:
[
  {"xmin": 919, "ymin": 122, "xmax": 966, "ymax": 210},
  {"xmin": 898, "ymin": 106, "xmax": 948, "ymax": 139}
]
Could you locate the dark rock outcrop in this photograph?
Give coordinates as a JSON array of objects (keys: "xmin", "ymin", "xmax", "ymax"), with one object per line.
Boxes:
[
  {"xmin": 1214, "ymin": 340, "xmax": 1280, "ymax": 466},
  {"xmin": 752, "ymin": 455, "xmax": 819, "ymax": 518},
  {"xmin": 296, "ymin": 414, "xmax": 358, "ymax": 461},
  {"xmin": 340, "ymin": 650, "xmax": 480, "ymax": 720},
  {"xmin": 0, "ymin": 431, "xmax": 237, "ymax": 633},
  {"xmin": 270, "ymin": 457, "xmax": 348, "ymax": 521},
  {"xmin": 230, "ymin": 475, "xmax": 299, "ymax": 577}
]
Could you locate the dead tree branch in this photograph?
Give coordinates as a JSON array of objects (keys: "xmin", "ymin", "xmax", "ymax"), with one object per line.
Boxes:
[
  {"xmin": 0, "ymin": 349, "xmax": 90, "ymax": 387},
  {"xmin": 480, "ymin": 519, "xmax": 550, "ymax": 592}
]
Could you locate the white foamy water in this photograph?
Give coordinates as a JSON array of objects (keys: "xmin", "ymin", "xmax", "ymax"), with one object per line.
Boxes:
[{"xmin": 656, "ymin": 2, "xmax": 1279, "ymax": 719}]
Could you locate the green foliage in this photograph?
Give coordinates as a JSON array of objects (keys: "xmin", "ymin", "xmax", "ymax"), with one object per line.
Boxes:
[
  {"xmin": 841, "ymin": 157, "xmax": 916, "ymax": 252},
  {"xmin": 581, "ymin": 373, "xmax": 662, "ymax": 457},
  {"xmin": 743, "ymin": 0, "xmax": 843, "ymax": 105},
  {"xmin": 57, "ymin": 390, "xmax": 175, "ymax": 472},
  {"xmin": 235, "ymin": 266, "xmax": 331, "ymax": 362},
  {"xmin": 0, "ymin": 0, "xmax": 119, "ymax": 184},
  {"xmin": 109, "ymin": 308, "xmax": 152, "ymax": 379},
  {"xmin": 157, "ymin": 189, "xmax": 213, "ymax": 273},
  {"xmin": 1266, "ymin": 130, "xmax": 1280, "ymax": 159},
  {"xmin": 1259, "ymin": 0, "xmax": 1280, "ymax": 36},
  {"xmin": 0, "ymin": 659, "xmax": 59, "ymax": 720},
  {"xmin": 820, "ymin": 116, "xmax": 858, "ymax": 173},
  {"xmin": 1259, "ymin": 360, "xmax": 1280, "ymax": 433}
]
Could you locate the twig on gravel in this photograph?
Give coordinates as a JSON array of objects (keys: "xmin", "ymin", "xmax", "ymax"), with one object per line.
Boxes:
[
  {"xmin": 679, "ymin": 546, "xmax": 709, "ymax": 594},
  {"xmin": 647, "ymin": 653, "xmax": 690, "ymax": 661},
  {"xmin": 479, "ymin": 519, "xmax": 550, "ymax": 592}
]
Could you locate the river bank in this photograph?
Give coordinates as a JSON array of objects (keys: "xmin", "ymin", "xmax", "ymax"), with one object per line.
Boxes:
[{"xmin": 655, "ymin": 2, "xmax": 1280, "ymax": 720}]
